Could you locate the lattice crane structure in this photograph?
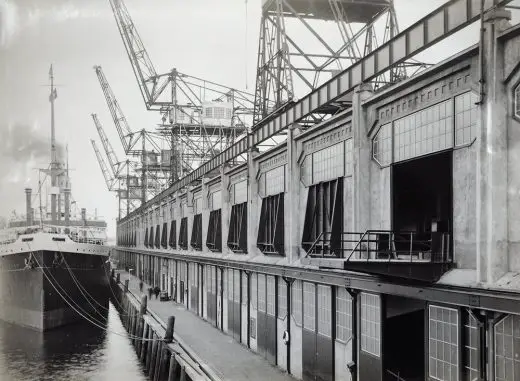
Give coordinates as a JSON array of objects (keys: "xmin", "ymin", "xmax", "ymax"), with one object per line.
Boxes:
[
  {"xmin": 94, "ymin": 65, "xmax": 170, "ymax": 207},
  {"xmin": 108, "ymin": 0, "xmax": 269, "ymax": 182},
  {"xmin": 253, "ymin": 0, "xmax": 429, "ymax": 125}
]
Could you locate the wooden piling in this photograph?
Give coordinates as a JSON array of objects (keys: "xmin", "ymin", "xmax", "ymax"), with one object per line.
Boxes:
[
  {"xmin": 116, "ymin": 273, "xmax": 120, "ymax": 284},
  {"xmin": 167, "ymin": 354, "xmax": 179, "ymax": 381},
  {"xmin": 140, "ymin": 324, "xmax": 149, "ymax": 362},
  {"xmin": 164, "ymin": 316, "xmax": 175, "ymax": 343}
]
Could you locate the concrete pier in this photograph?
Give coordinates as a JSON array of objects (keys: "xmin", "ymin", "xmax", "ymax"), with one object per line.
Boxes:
[{"xmin": 112, "ymin": 269, "xmax": 294, "ymax": 381}]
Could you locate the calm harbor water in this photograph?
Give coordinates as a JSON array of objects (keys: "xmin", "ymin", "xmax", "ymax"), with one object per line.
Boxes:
[{"xmin": 0, "ymin": 302, "xmax": 147, "ymax": 381}]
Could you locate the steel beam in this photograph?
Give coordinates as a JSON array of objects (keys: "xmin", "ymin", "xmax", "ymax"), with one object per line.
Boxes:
[
  {"xmin": 118, "ymin": 0, "xmax": 512, "ymax": 223},
  {"xmin": 115, "ymin": 247, "xmax": 520, "ymax": 315}
]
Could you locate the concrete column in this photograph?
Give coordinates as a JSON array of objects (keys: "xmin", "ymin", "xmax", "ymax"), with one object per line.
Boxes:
[
  {"xmin": 286, "ymin": 124, "xmax": 301, "ymax": 262},
  {"xmin": 247, "ymin": 148, "xmax": 261, "ymax": 256},
  {"xmin": 221, "ymin": 165, "xmax": 231, "ymax": 255},
  {"xmin": 476, "ymin": 8, "xmax": 511, "ymax": 284},
  {"xmin": 25, "ymin": 188, "xmax": 33, "ymax": 227},
  {"xmin": 352, "ymin": 83, "xmax": 374, "ymax": 232}
]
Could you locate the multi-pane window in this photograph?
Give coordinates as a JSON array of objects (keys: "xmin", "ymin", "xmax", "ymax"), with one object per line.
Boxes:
[
  {"xmin": 257, "ymin": 193, "xmax": 284, "ymax": 255},
  {"xmin": 317, "ymin": 285, "xmax": 331, "ymax": 337},
  {"xmin": 303, "ymin": 282, "xmax": 316, "ymax": 331},
  {"xmin": 230, "ymin": 180, "xmax": 247, "ymax": 205},
  {"xmin": 194, "ymin": 197, "xmax": 203, "ymax": 215},
  {"xmin": 208, "ymin": 190, "xmax": 221, "ymax": 211},
  {"xmin": 266, "ymin": 276, "xmax": 276, "ymax": 317},
  {"xmin": 259, "ymin": 165, "xmax": 285, "ymax": 197},
  {"xmin": 361, "ymin": 293, "xmax": 381, "ymax": 357},
  {"xmin": 292, "ymin": 280, "xmax": 302, "ymax": 326},
  {"xmin": 455, "ymin": 92, "xmax": 478, "ymax": 146},
  {"xmin": 278, "ymin": 280, "xmax": 287, "ymax": 319},
  {"xmin": 373, "ymin": 123, "xmax": 392, "ymax": 166},
  {"xmin": 258, "ymin": 274, "xmax": 266, "ymax": 313},
  {"xmin": 393, "ymin": 100, "xmax": 453, "ymax": 162},
  {"xmin": 144, "ymin": 227, "xmax": 149, "ymax": 247},
  {"xmin": 336, "ymin": 287, "xmax": 352, "ymax": 343},
  {"xmin": 429, "ymin": 305, "xmax": 459, "ymax": 381},
  {"xmin": 463, "ymin": 312, "xmax": 479, "ymax": 381},
  {"xmin": 302, "ymin": 141, "xmax": 347, "ymax": 186},
  {"xmin": 155, "ymin": 224, "xmax": 161, "ymax": 248},
  {"xmin": 495, "ymin": 314, "xmax": 520, "ymax": 381},
  {"xmin": 312, "ymin": 142, "xmax": 345, "ymax": 184}
]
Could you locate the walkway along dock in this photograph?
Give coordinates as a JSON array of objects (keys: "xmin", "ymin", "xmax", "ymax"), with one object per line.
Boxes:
[{"xmin": 111, "ymin": 269, "xmax": 295, "ymax": 381}]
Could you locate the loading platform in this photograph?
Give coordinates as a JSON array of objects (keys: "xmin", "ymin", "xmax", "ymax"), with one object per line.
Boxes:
[{"xmin": 115, "ymin": 270, "xmax": 295, "ymax": 381}]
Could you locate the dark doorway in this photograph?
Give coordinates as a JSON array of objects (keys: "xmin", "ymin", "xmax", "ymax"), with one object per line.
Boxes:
[
  {"xmin": 392, "ymin": 151, "xmax": 453, "ymax": 258},
  {"xmin": 384, "ymin": 296, "xmax": 426, "ymax": 381}
]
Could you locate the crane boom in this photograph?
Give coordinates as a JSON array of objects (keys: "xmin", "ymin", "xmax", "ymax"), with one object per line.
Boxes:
[
  {"xmin": 94, "ymin": 65, "xmax": 135, "ymax": 154},
  {"xmin": 92, "ymin": 113, "xmax": 123, "ymax": 177},
  {"xmin": 108, "ymin": 0, "xmax": 166, "ymax": 107},
  {"xmin": 91, "ymin": 139, "xmax": 115, "ymax": 191}
]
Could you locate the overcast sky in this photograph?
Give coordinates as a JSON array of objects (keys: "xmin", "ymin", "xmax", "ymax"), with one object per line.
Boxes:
[{"xmin": 0, "ymin": 0, "xmax": 517, "ymax": 239}]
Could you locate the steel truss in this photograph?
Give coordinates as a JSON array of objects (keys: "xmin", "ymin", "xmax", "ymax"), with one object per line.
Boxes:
[{"xmin": 253, "ymin": 0, "xmax": 429, "ymax": 124}]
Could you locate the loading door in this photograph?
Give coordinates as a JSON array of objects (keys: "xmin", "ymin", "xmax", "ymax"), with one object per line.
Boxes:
[
  {"xmin": 227, "ymin": 269, "xmax": 241, "ymax": 341},
  {"xmin": 189, "ymin": 262, "xmax": 198, "ymax": 313},
  {"xmin": 303, "ymin": 283, "xmax": 333, "ymax": 381},
  {"xmin": 257, "ymin": 274, "xmax": 277, "ymax": 365},
  {"xmin": 358, "ymin": 292, "xmax": 383, "ymax": 381},
  {"xmin": 206, "ymin": 265, "xmax": 217, "ymax": 325}
]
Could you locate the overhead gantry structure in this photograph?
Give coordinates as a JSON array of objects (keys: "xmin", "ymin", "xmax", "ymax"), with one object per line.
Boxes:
[
  {"xmin": 108, "ymin": 0, "xmax": 275, "ymax": 181},
  {"xmin": 252, "ymin": 0, "xmax": 432, "ymax": 125},
  {"xmin": 116, "ymin": 0, "xmax": 515, "ymax": 221}
]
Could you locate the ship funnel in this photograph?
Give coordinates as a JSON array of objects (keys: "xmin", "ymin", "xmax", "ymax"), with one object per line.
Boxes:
[
  {"xmin": 25, "ymin": 188, "xmax": 33, "ymax": 227},
  {"xmin": 64, "ymin": 188, "xmax": 71, "ymax": 225},
  {"xmin": 81, "ymin": 208, "xmax": 86, "ymax": 225}
]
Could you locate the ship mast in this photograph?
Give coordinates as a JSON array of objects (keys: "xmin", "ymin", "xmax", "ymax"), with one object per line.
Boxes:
[{"xmin": 49, "ymin": 65, "xmax": 58, "ymax": 225}]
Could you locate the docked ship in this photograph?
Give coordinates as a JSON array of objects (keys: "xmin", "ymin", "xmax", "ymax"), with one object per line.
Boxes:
[{"xmin": 0, "ymin": 66, "xmax": 110, "ymax": 331}]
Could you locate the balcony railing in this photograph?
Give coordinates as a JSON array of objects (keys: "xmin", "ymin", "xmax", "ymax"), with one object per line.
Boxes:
[{"xmin": 302, "ymin": 230, "xmax": 453, "ymax": 282}]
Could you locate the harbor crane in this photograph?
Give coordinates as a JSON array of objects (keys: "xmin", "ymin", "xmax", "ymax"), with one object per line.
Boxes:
[
  {"xmin": 94, "ymin": 65, "xmax": 170, "ymax": 204},
  {"xmin": 107, "ymin": 0, "xmax": 271, "ymax": 181}
]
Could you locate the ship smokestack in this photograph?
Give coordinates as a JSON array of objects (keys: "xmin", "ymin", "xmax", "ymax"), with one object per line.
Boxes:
[
  {"xmin": 81, "ymin": 208, "xmax": 86, "ymax": 226},
  {"xmin": 25, "ymin": 188, "xmax": 33, "ymax": 227},
  {"xmin": 64, "ymin": 188, "xmax": 71, "ymax": 225}
]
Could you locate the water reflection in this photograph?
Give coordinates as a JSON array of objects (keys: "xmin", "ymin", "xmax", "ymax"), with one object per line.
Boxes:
[{"xmin": 0, "ymin": 302, "xmax": 147, "ymax": 381}]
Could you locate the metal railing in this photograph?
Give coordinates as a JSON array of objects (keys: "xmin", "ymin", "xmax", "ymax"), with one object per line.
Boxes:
[{"xmin": 304, "ymin": 230, "xmax": 452, "ymax": 264}]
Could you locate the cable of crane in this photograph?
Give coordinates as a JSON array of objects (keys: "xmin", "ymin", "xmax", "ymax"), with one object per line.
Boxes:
[{"xmin": 28, "ymin": 244, "xmax": 162, "ymax": 342}]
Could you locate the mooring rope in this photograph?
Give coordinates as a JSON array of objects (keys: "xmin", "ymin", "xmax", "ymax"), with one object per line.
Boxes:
[{"xmin": 27, "ymin": 244, "xmax": 162, "ymax": 342}]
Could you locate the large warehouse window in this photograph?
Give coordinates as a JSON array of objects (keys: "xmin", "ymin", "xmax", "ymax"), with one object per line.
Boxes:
[
  {"xmin": 361, "ymin": 293, "xmax": 381, "ymax": 357},
  {"xmin": 292, "ymin": 280, "xmax": 302, "ymax": 326},
  {"xmin": 154, "ymin": 224, "xmax": 160, "ymax": 248},
  {"xmin": 495, "ymin": 314, "xmax": 520, "ymax": 381},
  {"xmin": 169, "ymin": 220, "xmax": 177, "ymax": 249},
  {"xmin": 302, "ymin": 177, "xmax": 343, "ymax": 255},
  {"xmin": 179, "ymin": 217, "xmax": 188, "ymax": 250},
  {"xmin": 455, "ymin": 92, "xmax": 478, "ymax": 146},
  {"xmin": 148, "ymin": 226, "xmax": 154, "ymax": 248},
  {"xmin": 429, "ymin": 305, "xmax": 459, "ymax": 381},
  {"xmin": 191, "ymin": 214, "xmax": 202, "ymax": 250},
  {"xmin": 228, "ymin": 202, "xmax": 247, "ymax": 253},
  {"xmin": 144, "ymin": 227, "xmax": 149, "ymax": 248},
  {"xmin": 257, "ymin": 193, "xmax": 284, "ymax": 255},
  {"xmin": 161, "ymin": 222, "xmax": 167, "ymax": 249},
  {"xmin": 206, "ymin": 209, "xmax": 222, "ymax": 252}
]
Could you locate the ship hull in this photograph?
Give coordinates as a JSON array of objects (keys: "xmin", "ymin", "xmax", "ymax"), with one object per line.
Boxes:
[{"xmin": 0, "ymin": 234, "xmax": 110, "ymax": 331}]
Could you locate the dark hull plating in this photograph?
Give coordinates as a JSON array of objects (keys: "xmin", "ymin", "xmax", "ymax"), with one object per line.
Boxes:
[{"xmin": 0, "ymin": 250, "xmax": 110, "ymax": 331}]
